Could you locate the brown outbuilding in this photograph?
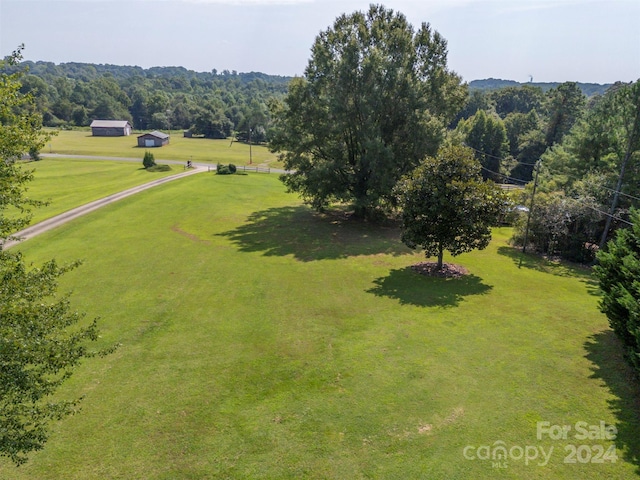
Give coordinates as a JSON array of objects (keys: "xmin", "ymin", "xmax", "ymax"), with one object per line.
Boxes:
[
  {"xmin": 90, "ymin": 120, "xmax": 132, "ymax": 136},
  {"xmin": 137, "ymin": 131, "xmax": 170, "ymax": 147}
]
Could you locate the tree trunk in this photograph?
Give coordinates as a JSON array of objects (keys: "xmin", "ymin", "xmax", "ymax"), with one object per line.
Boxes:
[
  {"xmin": 353, "ymin": 204, "xmax": 367, "ymax": 219},
  {"xmin": 437, "ymin": 245, "xmax": 444, "ymax": 271}
]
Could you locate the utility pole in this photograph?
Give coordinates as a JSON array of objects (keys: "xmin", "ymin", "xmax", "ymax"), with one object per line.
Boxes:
[
  {"xmin": 249, "ymin": 128, "xmax": 252, "ymax": 165},
  {"xmin": 599, "ymin": 81, "xmax": 640, "ymax": 248},
  {"xmin": 599, "ymin": 140, "xmax": 633, "ymax": 249},
  {"xmin": 522, "ymin": 160, "xmax": 541, "ymax": 254}
]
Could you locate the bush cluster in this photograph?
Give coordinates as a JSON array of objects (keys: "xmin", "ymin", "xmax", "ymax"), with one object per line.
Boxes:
[
  {"xmin": 143, "ymin": 151, "xmax": 156, "ymax": 169},
  {"xmin": 216, "ymin": 163, "xmax": 237, "ymax": 175}
]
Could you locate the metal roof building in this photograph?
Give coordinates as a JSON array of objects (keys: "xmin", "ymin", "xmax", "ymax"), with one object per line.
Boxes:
[
  {"xmin": 90, "ymin": 120, "xmax": 133, "ymax": 136},
  {"xmin": 137, "ymin": 131, "xmax": 170, "ymax": 147}
]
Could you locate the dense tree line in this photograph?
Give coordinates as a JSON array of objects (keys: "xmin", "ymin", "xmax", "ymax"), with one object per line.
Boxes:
[
  {"xmin": 446, "ymin": 78, "xmax": 639, "ymax": 264},
  {"xmin": 2, "ymin": 61, "xmax": 291, "ymax": 143},
  {"xmin": 469, "ymin": 78, "xmax": 611, "ymax": 97},
  {"xmin": 508, "ymin": 80, "xmax": 640, "ymax": 262},
  {"xmin": 452, "ymin": 82, "xmax": 587, "ymax": 183}
]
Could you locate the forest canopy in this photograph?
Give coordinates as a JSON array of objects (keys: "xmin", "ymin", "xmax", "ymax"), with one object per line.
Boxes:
[{"xmin": 1, "ymin": 61, "xmax": 291, "ymax": 143}]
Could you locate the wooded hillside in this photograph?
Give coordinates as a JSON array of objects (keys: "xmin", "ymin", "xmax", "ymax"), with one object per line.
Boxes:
[
  {"xmin": 4, "ymin": 61, "xmax": 292, "ymax": 143},
  {"xmin": 469, "ymin": 78, "xmax": 612, "ymax": 96}
]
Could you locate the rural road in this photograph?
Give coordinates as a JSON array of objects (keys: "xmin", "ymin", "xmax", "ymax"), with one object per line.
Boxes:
[
  {"xmin": 41, "ymin": 153, "xmax": 212, "ymax": 166},
  {"xmin": 40, "ymin": 153, "xmax": 287, "ymax": 173},
  {"xmin": 4, "ymin": 162, "xmax": 207, "ymax": 250}
]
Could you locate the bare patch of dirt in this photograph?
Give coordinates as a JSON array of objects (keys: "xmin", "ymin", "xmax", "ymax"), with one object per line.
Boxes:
[
  {"xmin": 418, "ymin": 424, "xmax": 433, "ymax": 434},
  {"xmin": 411, "ymin": 262, "xmax": 469, "ymax": 278},
  {"xmin": 442, "ymin": 406, "xmax": 465, "ymax": 426}
]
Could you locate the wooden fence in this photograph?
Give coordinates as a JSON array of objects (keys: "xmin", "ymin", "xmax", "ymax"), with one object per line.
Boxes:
[
  {"xmin": 237, "ymin": 165, "xmax": 271, "ymax": 173},
  {"xmin": 207, "ymin": 165, "xmax": 271, "ymax": 174}
]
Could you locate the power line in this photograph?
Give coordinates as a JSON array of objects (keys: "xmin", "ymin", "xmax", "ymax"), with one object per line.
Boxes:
[
  {"xmin": 599, "ymin": 185, "xmax": 640, "ymax": 203},
  {"xmin": 463, "ymin": 143, "xmax": 639, "ymax": 209},
  {"xmin": 463, "ymin": 143, "xmax": 537, "ymax": 166},
  {"xmin": 479, "ymin": 165, "xmax": 528, "ymax": 185},
  {"xmin": 572, "ymin": 200, "xmax": 635, "ymax": 227},
  {"xmin": 545, "ymin": 169, "xmax": 640, "ymax": 204}
]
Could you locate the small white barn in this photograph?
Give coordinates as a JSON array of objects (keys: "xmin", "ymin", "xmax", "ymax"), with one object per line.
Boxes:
[{"xmin": 137, "ymin": 131, "xmax": 170, "ymax": 147}]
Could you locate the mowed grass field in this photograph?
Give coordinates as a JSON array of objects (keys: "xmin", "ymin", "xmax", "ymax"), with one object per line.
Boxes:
[
  {"xmin": 15, "ymin": 158, "xmax": 179, "ymax": 224},
  {"xmin": 44, "ymin": 129, "xmax": 282, "ymax": 168},
  {"xmin": 2, "ymin": 169, "xmax": 639, "ymax": 478}
]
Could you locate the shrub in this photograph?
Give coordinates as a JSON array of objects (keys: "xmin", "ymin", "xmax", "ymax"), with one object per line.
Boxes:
[
  {"xmin": 216, "ymin": 163, "xmax": 237, "ymax": 175},
  {"xmin": 510, "ymin": 189, "xmax": 602, "ymax": 262},
  {"xmin": 143, "ymin": 151, "xmax": 156, "ymax": 169},
  {"xmin": 593, "ymin": 208, "xmax": 640, "ymax": 376}
]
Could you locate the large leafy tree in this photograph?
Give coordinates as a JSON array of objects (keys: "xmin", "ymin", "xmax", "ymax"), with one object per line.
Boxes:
[
  {"xmin": 1, "ymin": 46, "xmax": 110, "ymax": 465},
  {"xmin": 594, "ymin": 208, "xmax": 640, "ymax": 375},
  {"xmin": 503, "ymin": 110, "xmax": 542, "ymax": 181},
  {"xmin": 395, "ymin": 145, "xmax": 507, "ymax": 269},
  {"xmin": 450, "ymin": 89, "xmax": 491, "ymax": 127},
  {"xmin": 237, "ymin": 99, "xmax": 270, "ymax": 143},
  {"xmin": 492, "ymin": 85, "xmax": 544, "ymax": 118},
  {"xmin": 456, "ymin": 109, "xmax": 509, "ymax": 181},
  {"xmin": 192, "ymin": 106, "xmax": 233, "ymax": 139},
  {"xmin": 270, "ymin": 4, "xmax": 466, "ymax": 218},
  {"xmin": 544, "ymin": 81, "xmax": 585, "ymax": 147},
  {"xmin": 0, "ymin": 50, "xmax": 50, "ymax": 237}
]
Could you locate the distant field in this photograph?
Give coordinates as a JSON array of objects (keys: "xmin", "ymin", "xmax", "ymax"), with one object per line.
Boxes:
[
  {"xmin": 2, "ymin": 172, "xmax": 638, "ymax": 479},
  {"xmin": 13, "ymin": 157, "xmax": 179, "ymax": 225},
  {"xmin": 44, "ymin": 128, "xmax": 282, "ymax": 168}
]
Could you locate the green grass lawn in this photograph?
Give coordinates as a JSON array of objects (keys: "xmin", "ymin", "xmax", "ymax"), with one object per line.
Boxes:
[
  {"xmin": 2, "ymin": 173, "xmax": 639, "ymax": 479},
  {"xmin": 14, "ymin": 157, "xmax": 179, "ymax": 225},
  {"xmin": 45, "ymin": 128, "xmax": 282, "ymax": 168}
]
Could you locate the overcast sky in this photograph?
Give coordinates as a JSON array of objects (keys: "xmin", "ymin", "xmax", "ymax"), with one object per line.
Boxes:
[{"xmin": 1, "ymin": 0, "xmax": 638, "ymax": 84}]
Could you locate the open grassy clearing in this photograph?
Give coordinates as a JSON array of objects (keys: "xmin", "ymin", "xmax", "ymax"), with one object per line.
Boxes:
[
  {"xmin": 45, "ymin": 128, "xmax": 282, "ymax": 168},
  {"xmin": 13, "ymin": 157, "xmax": 180, "ymax": 225},
  {"xmin": 2, "ymin": 173, "xmax": 639, "ymax": 478}
]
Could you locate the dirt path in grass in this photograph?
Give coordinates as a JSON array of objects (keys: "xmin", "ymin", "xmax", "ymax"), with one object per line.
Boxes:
[{"xmin": 4, "ymin": 165, "xmax": 207, "ymax": 249}]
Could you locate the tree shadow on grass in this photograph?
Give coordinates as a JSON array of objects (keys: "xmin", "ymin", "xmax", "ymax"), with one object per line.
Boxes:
[
  {"xmin": 367, "ymin": 266, "xmax": 493, "ymax": 308},
  {"xmin": 497, "ymin": 245, "xmax": 593, "ymax": 277},
  {"xmin": 584, "ymin": 330, "xmax": 640, "ymax": 474},
  {"xmin": 497, "ymin": 245, "xmax": 600, "ymax": 295},
  {"xmin": 216, "ymin": 205, "xmax": 411, "ymax": 262}
]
